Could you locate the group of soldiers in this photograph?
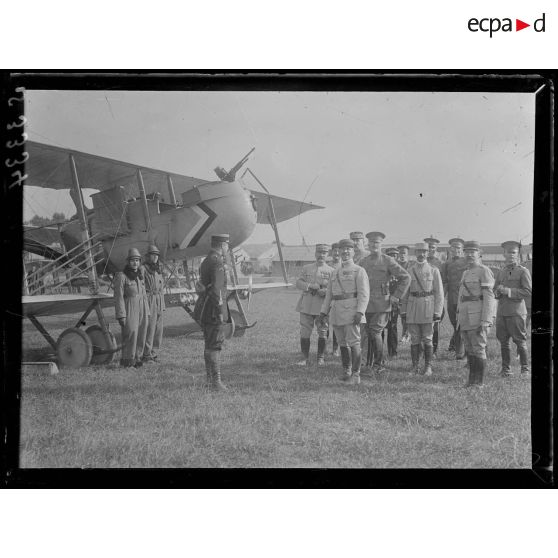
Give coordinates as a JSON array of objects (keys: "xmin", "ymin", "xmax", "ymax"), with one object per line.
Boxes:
[
  {"xmin": 116, "ymin": 231, "xmax": 532, "ymax": 393},
  {"xmin": 294, "ymin": 231, "xmax": 532, "ymax": 387},
  {"xmin": 114, "ymin": 245, "xmax": 166, "ymax": 368}
]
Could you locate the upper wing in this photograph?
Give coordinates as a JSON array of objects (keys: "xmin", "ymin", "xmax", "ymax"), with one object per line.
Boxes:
[
  {"xmin": 25, "ymin": 141, "xmax": 208, "ymax": 202},
  {"xmin": 248, "ymin": 190, "xmax": 323, "ymax": 224}
]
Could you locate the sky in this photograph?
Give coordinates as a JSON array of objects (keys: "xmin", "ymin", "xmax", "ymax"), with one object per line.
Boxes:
[{"xmin": 24, "ymin": 89, "xmax": 535, "ymax": 246}]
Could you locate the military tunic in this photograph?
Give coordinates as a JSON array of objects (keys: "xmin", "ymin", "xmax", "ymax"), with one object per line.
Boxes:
[
  {"xmin": 142, "ymin": 263, "xmax": 166, "ymax": 359},
  {"xmin": 321, "ymin": 261, "xmax": 369, "ymax": 348},
  {"xmin": 296, "ymin": 262, "xmax": 335, "ymax": 339},
  {"xmin": 494, "ymin": 263, "xmax": 531, "ymax": 368},
  {"xmin": 401, "ymin": 261, "xmax": 444, "ymax": 346},
  {"xmin": 193, "ymin": 249, "xmax": 230, "ymax": 350},
  {"xmin": 441, "ymin": 256, "xmax": 468, "ymax": 355},
  {"xmin": 114, "ymin": 268, "xmax": 150, "ymax": 364},
  {"xmin": 457, "ymin": 264, "xmax": 496, "ymax": 359}
]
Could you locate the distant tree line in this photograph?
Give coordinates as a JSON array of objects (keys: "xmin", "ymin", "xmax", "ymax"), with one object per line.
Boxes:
[{"xmin": 24, "ymin": 212, "xmax": 67, "ymax": 227}]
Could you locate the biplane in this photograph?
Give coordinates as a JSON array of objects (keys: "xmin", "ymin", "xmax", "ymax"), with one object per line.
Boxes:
[{"xmin": 23, "ymin": 141, "xmax": 323, "ymax": 367}]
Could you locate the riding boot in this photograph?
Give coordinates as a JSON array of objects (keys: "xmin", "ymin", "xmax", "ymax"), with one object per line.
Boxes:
[
  {"xmin": 209, "ymin": 350, "xmax": 227, "ymax": 391},
  {"xmin": 339, "ymin": 346, "xmax": 352, "ymax": 381},
  {"xmin": 410, "ymin": 344, "xmax": 420, "ymax": 374},
  {"xmin": 432, "ymin": 322, "xmax": 439, "ymax": 356},
  {"xmin": 297, "ymin": 337, "xmax": 310, "ymax": 366},
  {"xmin": 517, "ymin": 342, "xmax": 530, "ymax": 374},
  {"xmin": 448, "ymin": 330, "xmax": 456, "ymax": 352},
  {"xmin": 500, "ymin": 345, "xmax": 512, "ymax": 376},
  {"xmin": 465, "ymin": 355, "xmax": 475, "ymax": 387},
  {"xmin": 476, "ymin": 357, "xmax": 486, "ymax": 386},
  {"xmin": 317, "ymin": 337, "xmax": 326, "ymax": 366},
  {"xmin": 349, "ymin": 345, "xmax": 361, "ymax": 384},
  {"xmin": 423, "ymin": 344, "xmax": 433, "ymax": 376},
  {"xmin": 455, "ymin": 330, "xmax": 465, "ymax": 360},
  {"xmin": 203, "ymin": 349, "xmax": 213, "ymax": 387}
]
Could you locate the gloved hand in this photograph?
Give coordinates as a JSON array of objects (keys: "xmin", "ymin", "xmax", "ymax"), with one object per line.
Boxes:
[
  {"xmin": 433, "ymin": 314, "xmax": 441, "ymax": 322},
  {"xmin": 389, "ymin": 295, "xmax": 400, "ymax": 305},
  {"xmin": 317, "ymin": 288, "xmax": 327, "ymax": 297},
  {"xmin": 477, "ymin": 322, "xmax": 490, "ymax": 334},
  {"xmin": 118, "ymin": 317, "xmax": 126, "ymax": 328},
  {"xmin": 308, "ymin": 282, "xmax": 320, "ymax": 291},
  {"xmin": 217, "ymin": 312, "xmax": 224, "ymax": 324},
  {"xmin": 353, "ymin": 312, "xmax": 363, "ymax": 326},
  {"xmin": 319, "ymin": 313, "xmax": 329, "ymax": 327}
]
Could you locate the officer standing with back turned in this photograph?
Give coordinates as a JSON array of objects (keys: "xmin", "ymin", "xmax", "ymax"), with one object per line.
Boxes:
[{"xmin": 193, "ymin": 234, "xmax": 231, "ymax": 391}]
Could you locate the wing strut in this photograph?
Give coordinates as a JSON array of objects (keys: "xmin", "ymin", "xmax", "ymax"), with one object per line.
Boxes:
[
  {"xmin": 136, "ymin": 169, "xmax": 152, "ymax": 232},
  {"xmin": 69, "ymin": 154, "xmax": 99, "ymax": 294},
  {"xmin": 244, "ymin": 168, "xmax": 289, "ymax": 284}
]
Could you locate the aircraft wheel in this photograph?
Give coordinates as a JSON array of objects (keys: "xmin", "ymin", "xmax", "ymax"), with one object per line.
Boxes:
[
  {"xmin": 56, "ymin": 327, "xmax": 93, "ymax": 368},
  {"xmin": 229, "ymin": 309, "xmax": 247, "ymax": 338},
  {"xmin": 86, "ymin": 325, "xmax": 116, "ymax": 365}
]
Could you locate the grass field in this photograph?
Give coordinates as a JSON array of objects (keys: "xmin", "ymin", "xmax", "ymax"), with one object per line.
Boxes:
[{"xmin": 20, "ymin": 288, "xmax": 531, "ymax": 468}]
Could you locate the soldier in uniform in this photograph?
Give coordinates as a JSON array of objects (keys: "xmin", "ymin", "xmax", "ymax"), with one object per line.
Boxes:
[
  {"xmin": 524, "ymin": 243, "xmax": 533, "ymax": 329},
  {"xmin": 350, "ymin": 231, "xmax": 370, "ymax": 265},
  {"xmin": 441, "ymin": 238, "xmax": 468, "ymax": 359},
  {"xmin": 401, "ymin": 243, "xmax": 444, "ymax": 375},
  {"xmin": 295, "ymin": 244, "xmax": 335, "ymax": 366},
  {"xmin": 360, "ymin": 232, "xmax": 410, "ymax": 374},
  {"xmin": 114, "ymin": 248, "xmax": 150, "ymax": 368},
  {"xmin": 329, "ymin": 242, "xmax": 341, "ymax": 356},
  {"xmin": 397, "ymin": 245, "xmax": 411, "ymax": 340},
  {"xmin": 494, "ymin": 241, "xmax": 532, "ymax": 376},
  {"xmin": 320, "ymin": 239, "xmax": 369, "ymax": 384},
  {"xmin": 384, "ymin": 246, "xmax": 401, "ymax": 357},
  {"xmin": 142, "ymin": 244, "xmax": 165, "ymax": 363},
  {"xmin": 457, "ymin": 241, "xmax": 496, "ymax": 387},
  {"xmin": 424, "ymin": 237, "xmax": 444, "ymax": 356},
  {"xmin": 193, "ymin": 234, "xmax": 231, "ymax": 391}
]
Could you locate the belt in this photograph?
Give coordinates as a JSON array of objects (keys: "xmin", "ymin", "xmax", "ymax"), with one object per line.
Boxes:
[
  {"xmin": 146, "ymin": 291, "xmax": 162, "ymax": 295},
  {"xmin": 410, "ymin": 291, "xmax": 434, "ymax": 297},
  {"xmin": 460, "ymin": 295, "xmax": 483, "ymax": 302},
  {"xmin": 332, "ymin": 293, "xmax": 357, "ymax": 300}
]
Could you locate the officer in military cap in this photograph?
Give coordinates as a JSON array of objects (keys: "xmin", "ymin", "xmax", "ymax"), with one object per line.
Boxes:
[
  {"xmin": 350, "ymin": 231, "xmax": 370, "ymax": 265},
  {"xmin": 524, "ymin": 243, "xmax": 533, "ymax": 329},
  {"xmin": 494, "ymin": 241, "xmax": 532, "ymax": 376},
  {"xmin": 401, "ymin": 243, "xmax": 444, "ymax": 376},
  {"xmin": 457, "ymin": 241, "xmax": 496, "ymax": 387},
  {"xmin": 384, "ymin": 246, "xmax": 401, "ymax": 357},
  {"xmin": 360, "ymin": 232, "xmax": 410, "ymax": 374},
  {"xmin": 295, "ymin": 243, "xmax": 335, "ymax": 366},
  {"xmin": 328, "ymin": 242, "xmax": 342, "ymax": 356},
  {"xmin": 142, "ymin": 244, "xmax": 166, "ymax": 363},
  {"xmin": 320, "ymin": 239, "xmax": 369, "ymax": 384},
  {"xmin": 397, "ymin": 245, "xmax": 411, "ymax": 340},
  {"xmin": 441, "ymin": 238, "xmax": 468, "ymax": 358},
  {"xmin": 193, "ymin": 234, "xmax": 231, "ymax": 390},
  {"xmin": 114, "ymin": 248, "xmax": 150, "ymax": 368},
  {"xmin": 423, "ymin": 236, "xmax": 445, "ymax": 356}
]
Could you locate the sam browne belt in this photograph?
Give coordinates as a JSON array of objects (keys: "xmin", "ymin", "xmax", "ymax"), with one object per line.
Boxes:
[
  {"xmin": 460, "ymin": 295, "xmax": 483, "ymax": 302},
  {"xmin": 332, "ymin": 293, "xmax": 357, "ymax": 300},
  {"xmin": 410, "ymin": 290, "xmax": 434, "ymax": 297}
]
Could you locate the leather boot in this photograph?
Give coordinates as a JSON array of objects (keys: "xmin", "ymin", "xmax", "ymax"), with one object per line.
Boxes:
[
  {"xmin": 410, "ymin": 344, "xmax": 420, "ymax": 375},
  {"xmin": 332, "ymin": 331, "xmax": 340, "ymax": 357},
  {"xmin": 517, "ymin": 342, "xmax": 530, "ymax": 374},
  {"xmin": 465, "ymin": 355, "xmax": 475, "ymax": 387},
  {"xmin": 448, "ymin": 330, "xmax": 456, "ymax": 352},
  {"xmin": 203, "ymin": 349, "xmax": 213, "ymax": 387},
  {"xmin": 476, "ymin": 357, "xmax": 486, "ymax": 386},
  {"xmin": 423, "ymin": 344, "xmax": 433, "ymax": 376},
  {"xmin": 339, "ymin": 346, "xmax": 352, "ymax": 381},
  {"xmin": 500, "ymin": 345, "xmax": 512, "ymax": 376},
  {"xmin": 297, "ymin": 337, "xmax": 310, "ymax": 366},
  {"xmin": 349, "ymin": 345, "xmax": 361, "ymax": 384},
  {"xmin": 209, "ymin": 350, "xmax": 227, "ymax": 391},
  {"xmin": 317, "ymin": 337, "xmax": 326, "ymax": 366}
]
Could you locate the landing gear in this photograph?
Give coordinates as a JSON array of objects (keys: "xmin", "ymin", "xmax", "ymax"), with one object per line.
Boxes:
[
  {"xmin": 56, "ymin": 327, "xmax": 93, "ymax": 368},
  {"xmin": 85, "ymin": 325, "xmax": 117, "ymax": 365}
]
